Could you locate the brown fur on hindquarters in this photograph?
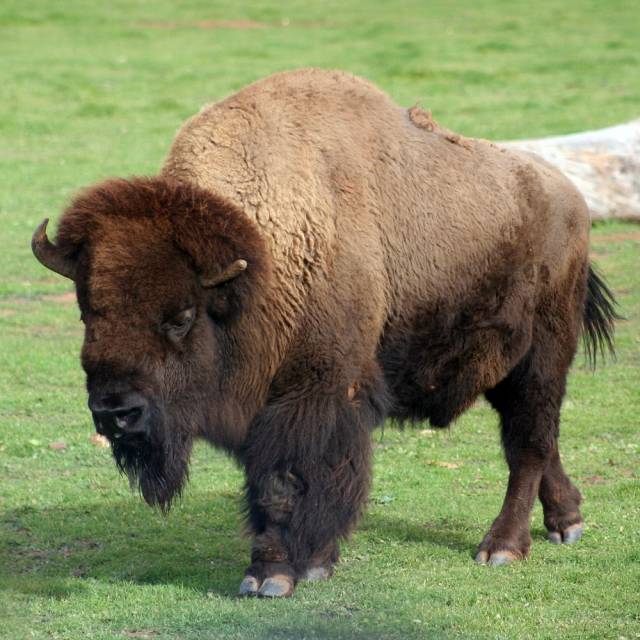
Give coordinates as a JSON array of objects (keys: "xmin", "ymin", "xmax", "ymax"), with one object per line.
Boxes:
[
  {"xmin": 34, "ymin": 69, "xmax": 619, "ymax": 597},
  {"xmin": 481, "ymin": 272, "xmax": 585, "ymax": 564}
]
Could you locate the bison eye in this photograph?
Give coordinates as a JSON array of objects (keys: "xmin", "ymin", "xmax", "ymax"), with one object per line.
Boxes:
[{"xmin": 161, "ymin": 306, "xmax": 196, "ymax": 341}]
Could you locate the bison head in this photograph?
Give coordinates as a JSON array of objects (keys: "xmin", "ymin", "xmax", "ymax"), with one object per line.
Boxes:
[{"xmin": 32, "ymin": 177, "xmax": 271, "ymax": 510}]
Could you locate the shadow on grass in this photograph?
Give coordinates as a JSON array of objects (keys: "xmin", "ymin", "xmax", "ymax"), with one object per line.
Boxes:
[
  {"xmin": 1, "ymin": 494, "xmax": 481, "ymax": 602},
  {"xmin": 1, "ymin": 492, "xmax": 246, "ymax": 598},
  {"xmin": 361, "ymin": 511, "xmax": 479, "ymax": 556}
]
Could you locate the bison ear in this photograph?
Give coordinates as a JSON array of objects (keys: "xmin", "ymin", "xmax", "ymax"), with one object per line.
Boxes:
[
  {"xmin": 199, "ymin": 259, "xmax": 251, "ymax": 323},
  {"xmin": 168, "ymin": 182, "xmax": 272, "ymax": 320},
  {"xmin": 199, "ymin": 259, "xmax": 248, "ymax": 288}
]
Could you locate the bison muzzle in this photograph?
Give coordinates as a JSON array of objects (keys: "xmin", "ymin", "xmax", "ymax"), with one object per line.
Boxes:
[{"xmin": 32, "ymin": 69, "xmax": 618, "ymax": 598}]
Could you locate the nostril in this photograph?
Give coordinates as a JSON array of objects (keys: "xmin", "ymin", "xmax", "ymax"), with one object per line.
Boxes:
[
  {"xmin": 89, "ymin": 391, "xmax": 148, "ymax": 436},
  {"xmin": 113, "ymin": 407, "xmax": 143, "ymax": 431}
]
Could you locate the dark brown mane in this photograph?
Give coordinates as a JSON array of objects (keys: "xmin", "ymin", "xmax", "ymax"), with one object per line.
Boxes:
[{"xmin": 54, "ymin": 176, "xmax": 272, "ymax": 300}]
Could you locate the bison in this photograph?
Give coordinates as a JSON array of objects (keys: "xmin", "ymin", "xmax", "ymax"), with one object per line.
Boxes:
[{"xmin": 32, "ymin": 69, "xmax": 617, "ymax": 598}]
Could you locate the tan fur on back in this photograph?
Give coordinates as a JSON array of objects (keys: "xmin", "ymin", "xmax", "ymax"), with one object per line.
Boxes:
[{"xmin": 162, "ymin": 68, "xmax": 590, "ymax": 412}]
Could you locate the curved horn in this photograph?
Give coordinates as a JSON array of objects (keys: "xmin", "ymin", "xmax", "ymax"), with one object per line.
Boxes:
[
  {"xmin": 199, "ymin": 259, "xmax": 247, "ymax": 288},
  {"xmin": 31, "ymin": 218, "xmax": 76, "ymax": 280}
]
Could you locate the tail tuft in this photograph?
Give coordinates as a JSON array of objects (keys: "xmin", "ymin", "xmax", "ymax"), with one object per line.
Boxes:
[{"xmin": 582, "ymin": 265, "xmax": 621, "ymax": 368}]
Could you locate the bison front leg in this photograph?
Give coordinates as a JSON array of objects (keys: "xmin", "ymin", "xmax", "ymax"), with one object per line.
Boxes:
[{"xmin": 239, "ymin": 382, "xmax": 381, "ymax": 597}]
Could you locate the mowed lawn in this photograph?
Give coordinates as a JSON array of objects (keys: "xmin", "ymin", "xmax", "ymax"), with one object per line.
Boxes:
[{"xmin": 1, "ymin": 1, "xmax": 639, "ymax": 638}]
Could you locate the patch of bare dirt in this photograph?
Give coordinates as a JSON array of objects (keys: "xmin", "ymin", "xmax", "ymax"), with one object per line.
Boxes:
[
  {"xmin": 90, "ymin": 434, "xmax": 110, "ymax": 449},
  {"xmin": 143, "ymin": 19, "xmax": 268, "ymax": 30},
  {"xmin": 1, "ymin": 291, "xmax": 75, "ymax": 306},
  {"xmin": 142, "ymin": 20, "xmax": 271, "ymax": 29},
  {"xmin": 141, "ymin": 19, "xmax": 326, "ymax": 30},
  {"xmin": 42, "ymin": 292, "xmax": 76, "ymax": 304},
  {"xmin": 123, "ymin": 631, "xmax": 157, "ymax": 639},
  {"xmin": 592, "ymin": 230, "xmax": 640, "ymax": 244},
  {"xmin": 426, "ymin": 460, "xmax": 461, "ymax": 469}
]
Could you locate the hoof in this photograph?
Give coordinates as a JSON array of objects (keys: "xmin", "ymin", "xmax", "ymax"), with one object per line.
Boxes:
[
  {"xmin": 257, "ymin": 575, "xmax": 294, "ymax": 598},
  {"xmin": 475, "ymin": 549, "xmax": 519, "ymax": 566},
  {"xmin": 238, "ymin": 575, "xmax": 260, "ymax": 597},
  {"xmin": 302, "ymin": 565, "xmax": 332, "ymax": 581},
  {"xmin": 548, "ymin": 522, "xmax": 584, "ymax": 545}
]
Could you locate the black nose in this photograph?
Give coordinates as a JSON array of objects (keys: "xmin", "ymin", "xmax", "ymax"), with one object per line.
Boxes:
[{"xmin": 89, "ymin": 391, "xmax": 149, "ymax": 439}]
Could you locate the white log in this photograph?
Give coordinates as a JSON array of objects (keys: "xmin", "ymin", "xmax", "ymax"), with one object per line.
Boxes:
[{"xmin": 501, "ymin": 119, "xmax": 640, "ymax": 221}]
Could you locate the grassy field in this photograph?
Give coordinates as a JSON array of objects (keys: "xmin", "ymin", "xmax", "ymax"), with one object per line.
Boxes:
[{"xmin": 1, "ymin": 1, "xmax": 639, "ymax": 638}]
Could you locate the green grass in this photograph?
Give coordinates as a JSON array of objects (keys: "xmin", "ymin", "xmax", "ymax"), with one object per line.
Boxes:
[{"xmin": 1, "ymin": 1, "xmax": 639, "ymax": 638}]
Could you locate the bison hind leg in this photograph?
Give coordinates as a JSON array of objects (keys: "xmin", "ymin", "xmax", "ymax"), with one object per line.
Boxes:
[
  {"xmin": 480, "ymin": 327, "xmax": 584, "ymax": 565},
  {"xmin": 538, "ymin": 449, "xmax": 584, "ymax": 545}
]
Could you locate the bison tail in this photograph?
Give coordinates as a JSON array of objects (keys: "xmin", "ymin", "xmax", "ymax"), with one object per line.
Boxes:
[{"xmin": 582, "ymin": 264, "xmax": 620, "ymax": 368}]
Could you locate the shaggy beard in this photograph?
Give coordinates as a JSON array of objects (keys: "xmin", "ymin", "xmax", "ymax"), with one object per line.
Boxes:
[{"xmin": 111, "ymin": 429, "xmax": 192, "ymax": 512}]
